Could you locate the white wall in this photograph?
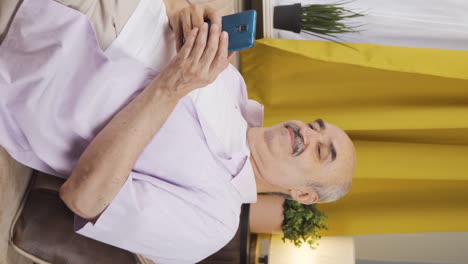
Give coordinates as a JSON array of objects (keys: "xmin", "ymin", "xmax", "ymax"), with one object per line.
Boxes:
[{"xmin": 353, "ymin": 232, "xmax": 468, "ymax": 264}]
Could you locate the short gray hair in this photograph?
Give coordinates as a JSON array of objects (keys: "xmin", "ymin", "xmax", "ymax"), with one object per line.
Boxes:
[
  {"xmin": 309, "ymin": 181, "xmax": 352, "ymax": 203},
  {"xmin": 259, "ymin": 181, "xmax": 352, "ymax": 203}
]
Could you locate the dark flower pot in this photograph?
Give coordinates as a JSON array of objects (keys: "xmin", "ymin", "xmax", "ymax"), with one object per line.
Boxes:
[{"xmin": 273, "ymin": 3, "xmax": 302, "ymax": 33}]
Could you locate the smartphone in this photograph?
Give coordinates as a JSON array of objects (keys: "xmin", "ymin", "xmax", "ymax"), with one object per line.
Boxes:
[{"xmin": 206, "ymin": 10, "xmax": 257, "ymax": 52}]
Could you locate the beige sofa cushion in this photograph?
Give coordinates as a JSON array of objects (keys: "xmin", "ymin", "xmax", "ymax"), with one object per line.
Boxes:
[
  {"xmin": 0, "ymin": 0, "xmax": 139, "ymax": 49},
  {"xmin": 0, "ymin": 147, "xmax": 33, "ymax": 264}
]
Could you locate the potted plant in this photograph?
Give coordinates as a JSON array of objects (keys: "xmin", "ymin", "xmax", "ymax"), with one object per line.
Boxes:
[
  {"xmin": 281, "ymin": 199, "xmax": 329, "ymax": 248},
  {"xmin": 274, "ymin": 2, "xmax": 363, "ymax": 43}
]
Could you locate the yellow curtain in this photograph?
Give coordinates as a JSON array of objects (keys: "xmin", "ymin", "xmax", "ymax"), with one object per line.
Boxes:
[{"xmin": 241, "ymin": 39, "xmax": 468, "ymax": 235}]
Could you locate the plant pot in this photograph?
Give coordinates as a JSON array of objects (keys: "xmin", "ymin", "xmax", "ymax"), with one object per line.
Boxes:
[{"xmin": 273, "ymin": 3, "xmax": 302, "ymax": 33}]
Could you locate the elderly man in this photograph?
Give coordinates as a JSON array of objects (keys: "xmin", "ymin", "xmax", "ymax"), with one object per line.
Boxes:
[{"xmin": 0, "ymin": 0, "xmax": 356, "ymax": 263}]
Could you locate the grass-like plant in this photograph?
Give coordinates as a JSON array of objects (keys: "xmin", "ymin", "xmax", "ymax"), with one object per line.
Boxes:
[
  {"xmin": 300, "ymin": 2, "xmax": 364, "ymax": 44},
  {"xmin": 281, "ymin": 200, "xmax": 329, "ymax": 249}
]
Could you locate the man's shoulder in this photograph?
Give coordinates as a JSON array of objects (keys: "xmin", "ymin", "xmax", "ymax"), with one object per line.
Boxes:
[{"xmin": 131, "ymin": 170, "xmax": 244, "ymax": 224}]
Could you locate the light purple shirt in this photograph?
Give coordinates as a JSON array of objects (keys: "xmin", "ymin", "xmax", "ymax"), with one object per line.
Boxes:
[{"xmin": 0, "ymin": 0, "xmax": 263, "ymax": 263}]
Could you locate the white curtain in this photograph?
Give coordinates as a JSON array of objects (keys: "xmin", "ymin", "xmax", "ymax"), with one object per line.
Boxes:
[{"xmin": 269, "ymin": 0, "xmax": 468, "ymax": 50}]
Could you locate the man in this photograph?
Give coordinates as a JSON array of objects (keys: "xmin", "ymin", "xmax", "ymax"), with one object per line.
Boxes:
[{"xmin": 0, "ymin": 0, "xmax": 356, "ymax": 263}]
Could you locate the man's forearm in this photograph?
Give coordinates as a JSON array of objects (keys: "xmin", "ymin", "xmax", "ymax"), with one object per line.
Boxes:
[{"xmin": 60, "ymin": 77, "xmax": 180, "ymax": 219}]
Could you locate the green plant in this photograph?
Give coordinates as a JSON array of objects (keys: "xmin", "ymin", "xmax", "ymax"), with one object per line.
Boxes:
[
  {"xmin": 301, "ymin": 2, "xmax": 364, "ymax": 44},
  {"xmin": 281, "ymin": 200, "xmax": 329, "ymax": 249}
]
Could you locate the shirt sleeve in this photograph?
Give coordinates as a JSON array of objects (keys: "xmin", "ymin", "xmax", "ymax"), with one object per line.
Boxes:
[{"xmin": 74, "ymin": 171, "xmax": 238, "ymax": 264}]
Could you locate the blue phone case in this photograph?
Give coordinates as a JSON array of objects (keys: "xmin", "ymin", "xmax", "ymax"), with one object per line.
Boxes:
[{"xmin": 207, "ymin": 10, "xmax": 257, "ymax": 52}]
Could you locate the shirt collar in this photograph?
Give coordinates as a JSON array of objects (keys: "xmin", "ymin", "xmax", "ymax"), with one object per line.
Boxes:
[
  {"xmin": 230, "ymin": 155, "xmax": 257, "ymax": 203},
  {"xmin": 230, "ymin": 98, "xmax": 263, "ymax": 203},
  {"xmin": 243, "ymin": 99, "xmax": 264, "ymax": 128}
]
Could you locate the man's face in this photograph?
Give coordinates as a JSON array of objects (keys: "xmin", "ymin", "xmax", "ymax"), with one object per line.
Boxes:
[{"xmin": 252, "ymin": 119, "xmax": 356, "ymax": 198}]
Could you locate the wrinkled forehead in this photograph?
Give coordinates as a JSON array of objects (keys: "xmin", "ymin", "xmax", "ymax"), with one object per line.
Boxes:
[
  {"xmin": 322, "ymin": 121, "xmax": 353, "ymax": 149},
  {"xmin": 321, "ymin": 121, "xmax": 356, "ymax": 183}
]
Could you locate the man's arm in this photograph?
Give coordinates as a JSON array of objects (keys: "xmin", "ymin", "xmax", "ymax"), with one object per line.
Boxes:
[
  {"xmin": 60, "ymin": 72, "xmax": 178, "ymax": 219},
  {"xmin": 60, "ymin": 21, "xmax": 230, "ymax": 219},
  {"xmin": 250, "ymin": 195, "xmax": 285, "ymax": 234}
]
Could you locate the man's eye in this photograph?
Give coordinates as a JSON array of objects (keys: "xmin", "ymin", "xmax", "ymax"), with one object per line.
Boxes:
[
  {"xmin": 317, "ymin": 145, "xmax": 321, "ymax": 158},
  {"xmin": 309, "ymin": 123, "xmax": 315, "ymax": 130}
]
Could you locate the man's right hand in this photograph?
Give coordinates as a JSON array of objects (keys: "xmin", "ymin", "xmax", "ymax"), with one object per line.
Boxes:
[{"xmin": 155, "ymin": 22, "xmax": 232, "ymax": 100}]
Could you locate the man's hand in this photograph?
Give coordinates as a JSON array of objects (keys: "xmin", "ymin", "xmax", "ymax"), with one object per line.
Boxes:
[
  {"xmin": 156, "ymin": 22, "xmax": 232, "ymax": 99},
  {"xmin": 169, "ymin": 4, "xmax": 221, "ymax": 52}
]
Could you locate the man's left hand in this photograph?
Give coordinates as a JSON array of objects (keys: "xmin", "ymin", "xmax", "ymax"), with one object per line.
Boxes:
[{"xmin": 169, "ymin": 4, "xmax": 221, "ymax": 52}]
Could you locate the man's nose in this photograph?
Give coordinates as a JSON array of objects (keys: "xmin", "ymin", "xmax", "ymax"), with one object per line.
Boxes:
[{"xmin": 300, "ymin": 126, "xmax": 320, "ymax": 146}]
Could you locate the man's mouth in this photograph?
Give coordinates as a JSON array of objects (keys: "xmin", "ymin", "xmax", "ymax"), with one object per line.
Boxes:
[{"xmin": 284, "ymin": 122, "xmax": 304, "ymax": 156}]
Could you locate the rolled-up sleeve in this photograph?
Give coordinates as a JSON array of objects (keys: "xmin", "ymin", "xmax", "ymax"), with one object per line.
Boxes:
[{"xmin": 74, "ymin": 171, "xmax": 238, "ymax": 264}]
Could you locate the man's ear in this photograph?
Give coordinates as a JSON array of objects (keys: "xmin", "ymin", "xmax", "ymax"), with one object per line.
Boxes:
[{"xmin": 290, "ymin": 188, "xmax": 319, "ymax": 205}]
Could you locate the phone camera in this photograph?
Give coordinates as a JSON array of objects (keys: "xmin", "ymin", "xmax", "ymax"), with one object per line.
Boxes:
[{"xmin": 236, "ymin": 24, "xmax": 248, "ymax": 32}]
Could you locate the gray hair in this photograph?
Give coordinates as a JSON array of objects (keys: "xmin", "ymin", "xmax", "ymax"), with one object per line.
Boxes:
[
  {"xmin": 259, "ymin": 181, "xmax": 352, "ymax": 204},
  {"xmin": 309, "ymin": 181, "xmax": 352, "ymax": 203}
]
